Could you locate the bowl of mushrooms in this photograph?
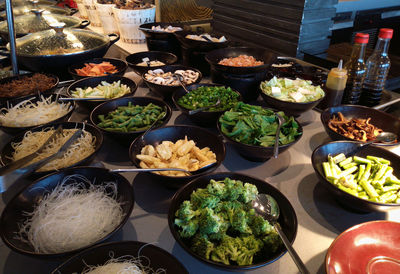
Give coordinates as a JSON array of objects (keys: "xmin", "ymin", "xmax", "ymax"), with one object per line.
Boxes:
[{"xmin": 142, "ymin": 65, "xmax": 202, "ymax": 98}]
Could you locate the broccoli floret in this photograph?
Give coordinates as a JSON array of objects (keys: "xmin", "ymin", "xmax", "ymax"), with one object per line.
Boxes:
[
  {"xmin": 175, "ymin": 200, "xmax": 198, "ymax": 221},
  {"xmin": 174, "ymin": 218, "xmax": 199, "ymax": 238},
  {"xmin": 240, "ymin": 183, "xmax": 258, "ymax": 203},
  {"xmin": 207, "ymin": 179, "xmax": 226, "ymax": 197},
  {"xmin": 223, "ymin": 178, "xmax": 244, "ymax": 201},
  {"xmin": 249, "ymin": 215, "xmax": 274, "ymax": 236},
  {"xmin": 236, "ymin": 235, "xmax": 264, "ymax": 266},
  {"xmin": 210, "ymin": 235, "xmax": 241, "ymax": 264},
  {"xmin": 190, "ymin": 188, "xmax": 220, "ymax": 209},
  {"xmin": 209, "ymin": 218, "xmax": 230, "ymax": 241},
  {"xmin": 191, "ymin": 234, "xmax": 214, "ymax": 260},
  {"xmin": 198, "ymin": 207, "xmax": 223, "ymax": 235},
  {"xmin": 263, "ymin": 231, "xmax": 282, "ymax": 253},
  {"xmin": 231, "ymin": 208, "xmax": 252, "ymax": 234}
]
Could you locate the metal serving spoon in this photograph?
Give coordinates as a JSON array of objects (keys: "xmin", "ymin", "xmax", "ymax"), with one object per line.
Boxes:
[
  {"xmin": 273, "ymin": 113, "xmax": 285, "ymax": 158},
  {"xmin": 173, "ymin": 73, "xmax": 191, "ymax": 93},
  {"xmin": 109, "ymin": 162, "xmax": 217, "ymax": 176},
  {"xmin": 188, "ymin": 99, "xmax": 221, "ymax": 115},
  {"xmin": 361, "ymin": 131, "xmax": 397, "ymax": 147},
  {"xmin": 252, "ymin": 194, "xmax": 310, "ymax": 274}
]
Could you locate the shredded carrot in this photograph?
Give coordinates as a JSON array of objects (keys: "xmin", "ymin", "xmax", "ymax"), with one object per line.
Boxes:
[{"xmin": 75, "ymin": 62, "xmax": 118, "ymax": 76}]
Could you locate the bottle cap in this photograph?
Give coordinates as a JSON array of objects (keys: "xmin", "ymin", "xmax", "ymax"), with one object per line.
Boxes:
[
  {"xmin": 354, "ymin": 33, "xmax": 369, "ymax": 44},
  {"xmin": 379, "ymin": 28, "xmax": 393, "ymax": 39}
]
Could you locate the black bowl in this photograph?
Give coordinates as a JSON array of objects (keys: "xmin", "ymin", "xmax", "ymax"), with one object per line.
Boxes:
[
  {"xmin": 66, "ymin": 75, "xmax": 137, "ymax": 110},
  {"xmin": 217, "ymin": 110, "xmax": 303, "ymax": 162},
  {"xmin": 0, "ymin": 72, "xmax": 59, "ymax": 103},
  {"xmin": 125, "ymin": 51, "xmax": 178, "ymax": 77},
  {"xmin": 0, "ymin": 94, "xmax": 75, "ymax": 135},
  {"xmin": 174, "ymin": 30, "xmax": 229, "ymax": 52},
  {"xmin": 172, "ymin": 83, "xmax": 242, "ymax": 126},
  {"xmin": 129, "ymin": 125, "xmax": 226, "ymax": 188},
  {"xmin": 168, "ymin": 172, "xmax": 298, "ymax": 270},
  {"xmin": 321, "ymin": 105, "xmax": 400, "ymax": 147},
  {"xmin": 67, "ymin": 57, "xmax": 128, "ymax": 80},
  {"xmin": 0, "ymin": 166, "xmax": 134, "ymax": 258},
  {"xmin": 90, "ymin": 96, "xmax": 172, "ymax": 145},
  {"xmin": 142, "ymin": 65, "xmax": 202, "ymax": 98},
  {"xmin": 140, "ymin": 22, "xmax": 185, "ymax": 39},
  {"xmin": 259, "ymin": 86, "xmax": 325, "ymax": 117},
  {"xmin": 0, "ymin": 122, "xmax": 103, "ymax": 177},
  {"xmin": 311, "ymin": 141, "xmax": 400, "ymax": 212},
  {"xmin": 52, "ymin": 241, "xmax": 188, "ymax": 273},
  {"xmin": 205, "ymin": 47, "xmax": 277, "ymax": 75}
]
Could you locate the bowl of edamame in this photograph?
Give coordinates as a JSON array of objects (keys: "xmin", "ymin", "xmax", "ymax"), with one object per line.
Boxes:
[
  {"xmin": 312, "ymin": 141, "xmax": 400, "ymax": 212},
  {"xmin": 172, "ymin": 83, "xmax": 242, "ymax": 126},
  {"xmin": 90, "ymin": 96, "xmax": 172, "ymax": 145}
]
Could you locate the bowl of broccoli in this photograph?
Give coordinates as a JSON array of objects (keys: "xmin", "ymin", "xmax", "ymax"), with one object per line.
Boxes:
[{"xmin": 168, "ymin": 172, "xmax": 298, "ymax": 270}]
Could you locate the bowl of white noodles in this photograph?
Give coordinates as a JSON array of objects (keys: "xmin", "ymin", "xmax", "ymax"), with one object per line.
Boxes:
[{"xmin": 0, "ymin": 166, "xmax": 134, "ymax": 258}]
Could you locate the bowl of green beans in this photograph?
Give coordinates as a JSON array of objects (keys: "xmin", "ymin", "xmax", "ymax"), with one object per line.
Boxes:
[
  {"xmin": 172, "ymin": 83, "xmax": 242, "ymax": 126},
  {"xmin": 312, "ymin": 140, "xmax": 400, "ymax": 212},
  {"xmin": 90, "ymin": 96, "xmax": 172, "ymax": 144}
]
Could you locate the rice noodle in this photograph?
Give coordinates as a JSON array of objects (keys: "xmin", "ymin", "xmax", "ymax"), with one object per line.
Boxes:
[
  {"xmin": 0, "ymin": 96, "xmax": 72, "ymax": 127},
  {"xmin": 16, "ymin": 175, "xmax": 125, "ymax": 254},
  {"xmin": 11, "ymin": 127, "xmax": 96, "ymax": 172},
  {"xmin": 83, "ymin": 254, "xmax": 166, "ymax": 274}
]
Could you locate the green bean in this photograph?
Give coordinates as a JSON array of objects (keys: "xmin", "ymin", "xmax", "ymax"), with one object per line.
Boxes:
[
  {"xmin": 97, "ymin": 102, "xmax": 165, "ymax": 132},
  {"xmin": 322, "ymin": 153, "xmax": 400, "ymax": 204}
]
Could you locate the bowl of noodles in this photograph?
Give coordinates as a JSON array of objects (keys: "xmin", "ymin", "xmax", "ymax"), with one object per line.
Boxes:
[
  {"xmin": 0, "ymin": 122, "xmax": 103, "ymax": 177},
  {"xmin": 0, "ymin": 167, "xmax": 134, "ymax": 258},
  {"xmin": 0, "ymin": 94, "xmax": 75, "ymax": 135},
  {"xmin": 52, "ymin": 241, "xmax": 188, "ymax": 273}
]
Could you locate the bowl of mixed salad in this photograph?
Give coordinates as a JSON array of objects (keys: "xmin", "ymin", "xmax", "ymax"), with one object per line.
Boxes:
[
  {"xmin": 259, "ymin": 77, "xmax": 325, "ymax": 116},
  {"xmin": 172, "ymin": 83, "xmax": 242, "ymax": 126},
  {"xmin": 168, "ymin": 172, "xmax": 297, "ymax": 270},
  {"xmin": 217, "ymin": 102, "xmax": 303, "ymax": 161}
]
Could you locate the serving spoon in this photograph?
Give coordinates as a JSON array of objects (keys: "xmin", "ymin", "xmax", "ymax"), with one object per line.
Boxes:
[
  {"xmin": 360, "ymin": 131, "xmax": 397, "ymax": 147},
  {"xmin": 173, "ymin": 73, "xmax": 191, "ymax": 94},
  {"xmin": 273, "ymin": 113, "xmax": 285, "ymax": 158},
  {"xmin": 188, "ymin": 99, "xmax": 221, "ymax": 115},
  {"xmin": 108, "ymin": 162, "xmax": 217, "ymax": 176},
  {"xmin": 252, "ymin": 194, "xmax": 310, "ymax": 274}
]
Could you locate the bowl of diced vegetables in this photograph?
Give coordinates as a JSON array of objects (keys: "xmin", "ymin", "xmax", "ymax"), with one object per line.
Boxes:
[
  {"xmin": 311, "ymin": 140, "xmax": 400, "ymax": 212},
  {"xmin": 259, "ymin": 77, "xmax": 325, "ymax": 116},
  {"xmin": 90, "ymin": 96, "xmax": 172, "ymax": 145},
  {"xmin": 68, "ymin": 58, "xmax": 129, "ymax": 81},
  {"xmin": 217, "ymin": 102, "xmax": 303, "ymax": 161},
  {"xmin": 168, "ymin": 172, "xmax": 297, "ymax": 270},
  {"xmin": 66, "ymin": 75, "xmax": 137, "ymax": 109},
  {"xmin": 172, "ymin": 83, "xmax": 242, "ymax": 126}
]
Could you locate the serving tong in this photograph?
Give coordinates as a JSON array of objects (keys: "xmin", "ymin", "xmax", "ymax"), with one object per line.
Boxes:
[{"xmin": 0, "ymin": 126, "xmax": 83, "ymax": 193}]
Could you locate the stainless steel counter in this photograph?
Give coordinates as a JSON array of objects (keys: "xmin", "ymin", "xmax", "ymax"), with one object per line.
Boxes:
[{"xmin": 1, "ymin": 68, "xmax": 400, "ymax": 274}]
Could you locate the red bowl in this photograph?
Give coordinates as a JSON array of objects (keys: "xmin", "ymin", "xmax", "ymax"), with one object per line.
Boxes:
[{"xmin": 326, "ymin": 221, "xmax": 400, "ymax": 274}]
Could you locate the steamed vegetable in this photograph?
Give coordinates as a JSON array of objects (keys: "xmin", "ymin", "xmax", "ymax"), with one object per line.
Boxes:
[
  {"xmin": 177, "ymin": 86, "xmax": 240, "ymax": 112},
  {"xmin": 97, "ymin": 102, "xmax": 165, "ymax": 132},
  {"xmin": 219, "ymin": 102, "xmax": 302, "ymax": 147},
  {"xmin": 260, "ymin": 77, "xmax": 325, "ymax": 103},
  {"xmin": 71, "ymin": 80, "xmax": 130, "ymax": 99},
  {"xmin": 174, "ymin": 178, "xmax": 282, "ymax": 266},
  {"xmin": 322, "ymin": 154, "xmax": 400, "ymax": 204}
]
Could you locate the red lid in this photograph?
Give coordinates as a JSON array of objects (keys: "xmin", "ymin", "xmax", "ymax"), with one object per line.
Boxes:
[
  {"xmin": 354, "ymin": 33, "xmax": 369, "ymax": 44},
  {"xmin": 379, "ymin": 28, "xmax": 393, "ymax": 39}
]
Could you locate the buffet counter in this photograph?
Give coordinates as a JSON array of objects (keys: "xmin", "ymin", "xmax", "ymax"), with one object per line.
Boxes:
[{"xmin": 0, "ymin": 39, "xmax": 400, "ymax": 274}]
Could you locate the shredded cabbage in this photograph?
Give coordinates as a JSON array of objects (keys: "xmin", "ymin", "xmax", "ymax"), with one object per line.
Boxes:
[{"xmin": 260, "ymin": 76, "xmax": 325, "ymax": 103}]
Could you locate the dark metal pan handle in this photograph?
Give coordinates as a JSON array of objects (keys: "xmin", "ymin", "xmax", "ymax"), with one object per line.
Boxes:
[
  {"xmin": 70, "ymin": 8, "xmax": 78, "ymax": 15},
  {"xmin": 108, "ymin": 33, "xmax": 120, "ymax": 45},
  {"xmin": 79, "ymin": 20, "xmax": 90, "ymax": 29}
]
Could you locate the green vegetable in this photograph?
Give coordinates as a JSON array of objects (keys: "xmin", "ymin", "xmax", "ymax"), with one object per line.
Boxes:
[
  {"xmin": 322, "ymin": 153, "xmax": 400, "ymax": 204},
  {"xmin": 174, "ymin": 178, "xmax": 282, "ymax": 266},
  {"xmin": 71, "ymin": 80, "xmax": 131, "ymax": 99},
  {"xmin": 260, "ymin": 76, "xmax": 325, "ymax": 103},
  {"xmin": 96, "ymin": 102, "xmax": 165, "ymax": 132},
  {"xmin": 219, "ymin": 102, "xmax": 302, "ymax": 147},
  {"xmin": 177, "ymin": 86, "xmax": 240, "ymax": 112}
]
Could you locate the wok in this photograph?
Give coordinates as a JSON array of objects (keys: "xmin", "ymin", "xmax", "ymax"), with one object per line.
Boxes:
[{"xmin": 0, "ymin": 25, "xmax": 119, "ymax": 72}]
